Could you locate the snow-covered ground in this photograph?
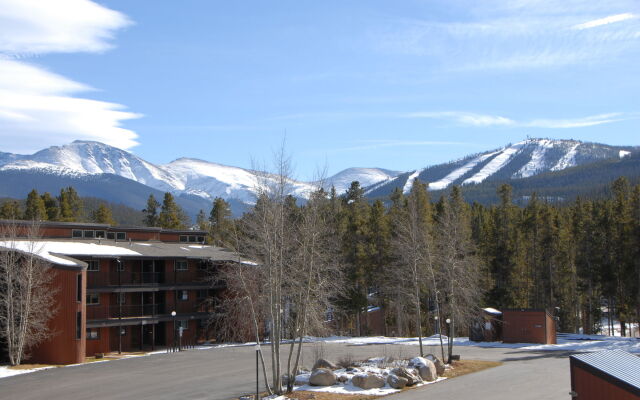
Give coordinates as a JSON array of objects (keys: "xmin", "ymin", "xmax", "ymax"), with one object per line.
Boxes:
[
  {"xmin": 306, "ymin": 333, "xmax": 640, "ymax": 353},
  {"xmin": 0, "ymin": 365, "xmax": 54, "ymax": 379},
  {"xmin": 2, "ymin": 333, "xmax": 637, "ymax": 382}
]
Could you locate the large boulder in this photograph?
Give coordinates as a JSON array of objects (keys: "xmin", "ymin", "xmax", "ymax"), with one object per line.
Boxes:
[
  {"xmin": 351, "ymin": 373, "xmax": 385, "ymax": 390},
  {"xmin": 390, "ymin": 367, "xmax": 422, "ymax": 386},
  {"xmin": 409, "ymin": 357, "xmax": 438, "ymax": 382},
  {"xmin": 309, "ymin": 368, "xmax": 336, "ymax": 386},
  {"xmin": 387, "ymin": 374, "xmax": 408, "ymax": 389},
  {"xmin": 313, "ymin": 358, "xmax": 337, "ymax": 370},
  {"xmin": 425, "ymin": 354, "xmax": 446, "ymax": 375}
]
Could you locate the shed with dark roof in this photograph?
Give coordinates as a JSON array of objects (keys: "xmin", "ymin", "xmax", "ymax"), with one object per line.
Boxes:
[{"xmin": 570, "ymin": 349, "xmax": 640, "ymax": 399}]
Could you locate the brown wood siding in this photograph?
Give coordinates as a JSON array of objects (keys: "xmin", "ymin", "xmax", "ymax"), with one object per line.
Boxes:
[
  {"xmin": 502, "ymin": 310, "xmax": 553, "ymax": 344},
  {"xmin": 571, "ymin": 364, "xmax": 640, "ymax": 400},
  {"xmin": 159, "ymin": 233, "xmax": 181, "ymax": 242},
  {"xmin": 29, "ymin": 268, "xmax": 85, "ymax": 364},
  {"xmin": 545, "ymin": 313, "xmax": 557, "ymax": 344},
  {"xmin": 85, "ymin": 327, "xmax": 110, "ymax": 356}
]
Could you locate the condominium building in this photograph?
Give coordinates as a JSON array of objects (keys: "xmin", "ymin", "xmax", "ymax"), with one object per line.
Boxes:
[{"xmin": 0, "ymin": 220, "xmax": 242, "ymax": 364}]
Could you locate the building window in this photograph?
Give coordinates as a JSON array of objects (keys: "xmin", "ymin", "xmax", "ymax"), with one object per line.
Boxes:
[
  {"xmin": 95, "ymin": 230, "xmax": 106, "ymax": 238},
  {"xmin": 72, "ymin": 229, "xmax": 82, "ymax": 238},
  {"xmin": 77, "ymin": 274, "xmax": 82, "ymax": 302},
  {"xmin": 106, "ymin": 232, "xmax": 115, "ymax": 240},
  {"xmin": 179, "ymin": 290, "xmax": 188, "ymax": 301},
  {"xmin": 87, "ymin": 260, "xmax": 99, "ymax": 271},
  {"xmin": 188, "ymin": 236, "xmax": 197, "ymax": 243},
  {"xmin": 86, "ymin": 328, "xmax": 100, "ymax": 340},
  {"xmin": 197, "ymin": 236, "xmax": 205, "ymax": 243},
  {"xmin": 179, "ymin": 235, "xmax": 188, "ymax": 243},
  {"xmin": 178, "ymin": 320, "xmax": 189, "ymax": 330},
  {"xmin": 116, "ymin": 293, "xmax": 126, "ymax": 305},
  {"xmin": 175, "ymin": 260, "xmax": 188, "ymax": 271},
  {"xmin": 83, "ymin": 230, "xmax": 95, "ymax": 239},
  {"xmin": 119, "ymin": 327, "xmax": 126, "ymax": 336},
  {"xmin": 116, "ymin": 232, "xmax": 126, "ymax": 240},
  {"xmin": 86, "ymin": 293, "xmax": 100, "ymax": 305},
  {"xmin": 197, "ymin": 289, "xmax": 208, "ymax": 299},
  {"xmin": 76, "ymin": 312, "xmax": 82, "ymax": 339}
]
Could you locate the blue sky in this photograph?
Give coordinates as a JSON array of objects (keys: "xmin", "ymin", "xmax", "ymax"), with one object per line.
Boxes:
[{"xmin": 0, "ymin": 0, "xmax": 639, "ymax": 179}]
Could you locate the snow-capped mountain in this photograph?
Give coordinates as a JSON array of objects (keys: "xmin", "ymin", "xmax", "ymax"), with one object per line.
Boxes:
[
  {"xmin": 324, "ymin": 167, "xmax": 401, "ymax": 195},
  {"xmin": 0, "ymin": 141, "xmax": 389, "ymax": 205},
  {"xmin": 365, "ymin": 139, "xmax": 634, "ymax": 198},
  {"xmin": 0, "ymin": 139, "xmax": 634, "ymax": 215},
  {"xmin": 0, "ymin": 141, "xmax": 184, "ymax": 192}
]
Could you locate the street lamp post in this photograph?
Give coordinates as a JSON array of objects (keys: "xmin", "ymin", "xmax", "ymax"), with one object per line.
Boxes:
[
  {"xmin": 171, "ymin": 311, "xmax": 177, "ymax": 352},
  {"xmin": 445, "ymin": 318, "xmax": 452, "ymax": 363}
]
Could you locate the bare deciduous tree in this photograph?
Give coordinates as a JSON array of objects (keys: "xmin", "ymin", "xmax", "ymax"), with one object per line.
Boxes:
[
  {"xmin": 435, "ymin": 187, "xmax": 483, "ymax": 362},
  {"xmin": 212, "ymin": 147, "xmax": 342, "ymax": 395},
  {"xmin": 0, "ymin": 222, "xmax": 57, "ymax": 366}
]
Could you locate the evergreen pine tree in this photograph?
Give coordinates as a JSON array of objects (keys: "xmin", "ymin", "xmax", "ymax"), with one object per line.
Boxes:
[
  {"xmin": 158, "ymin": 192, "xmax": 186, "ymax": 229},
  {"xmin": 92, "ymin": 203, "xmax": 116, "ymax": 225},
  {"xmin": 24, "ymin": 189, "xmax": 47, "ymax": 221},
  {"xmin": 0, "ymin": 200, "xmax": 21, "ymax": 220},
  {"xmin": 41, "ymin": 192, "xmax": 59, "ymax": 221},
  {"xmin": 58, "ymin": 187, "xmax": 82, "ymax": 222},
  {"xmin": 142, "ymin": 194, "xmax": 161, "ymax": 227},
  {"xmin": 209, "ymin": 197, "xmax": 233, "ymax": 247}
]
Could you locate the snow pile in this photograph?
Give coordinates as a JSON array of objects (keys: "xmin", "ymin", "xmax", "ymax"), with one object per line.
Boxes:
[{"xmin": 0, "ymin": 366, "xmax": 54, "ymax": 379}]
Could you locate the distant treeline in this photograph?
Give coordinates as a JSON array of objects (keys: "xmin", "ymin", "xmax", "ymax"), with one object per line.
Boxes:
[{"xmin": 0, "ymin": 187, "xmax": 144, "ymax": 226}]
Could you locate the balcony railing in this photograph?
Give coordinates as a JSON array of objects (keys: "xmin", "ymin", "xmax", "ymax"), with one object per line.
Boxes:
[
  {"xmin": 86, "ymin": 304, "xmax": 166, "ymax": 320},
  {"xmin": 86, "ymin": 303, "xmax": 212, "ymax": 320}
]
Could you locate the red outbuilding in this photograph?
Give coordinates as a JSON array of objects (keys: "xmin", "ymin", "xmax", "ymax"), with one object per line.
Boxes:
[
  {"xmin": 570, "ymin": 350, "xmax": 640, "ymax": 400},
  {"xmin": 502, "ymin": 309, "xmax": 556, "ymax": 344}
]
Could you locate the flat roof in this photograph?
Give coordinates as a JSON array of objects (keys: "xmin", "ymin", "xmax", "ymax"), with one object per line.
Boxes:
[
  {"xmin": 0, "ymin": 219, "xmax": 207, "ymax": 235},
  {"xmin": 0, "ymin": 239, "xmax": 247, "ymax": 267},
  {"xmin": 571, "ymin": 350, "xmax": 640, "ymax": 394}
]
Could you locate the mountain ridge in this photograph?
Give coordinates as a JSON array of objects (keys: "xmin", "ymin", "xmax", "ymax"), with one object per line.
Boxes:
[{"xmin": 0, "ymin": 138, "xmax": 636, "ymax": 217}]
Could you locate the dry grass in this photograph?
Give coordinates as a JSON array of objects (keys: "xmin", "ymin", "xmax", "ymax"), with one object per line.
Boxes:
[
  {"xmin": 288, "ymin": 392, "xmax": 379, "ymax": 400},
  {"xmin": 7, "ymin": 363, "xmax": 57, "ymax": 370},
  {"xmin": 442, "ymin": 359, "xmax": 502, "ymax": 379}
]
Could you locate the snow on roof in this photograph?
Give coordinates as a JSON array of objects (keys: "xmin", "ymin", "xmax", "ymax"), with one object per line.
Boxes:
[
  {"xmin": 483, "ymin": 307, "xmax": 502, "ymax": 315},
  {"xmin": 0, "ymin": 241, "xmax": 141, "ymax": 266}
]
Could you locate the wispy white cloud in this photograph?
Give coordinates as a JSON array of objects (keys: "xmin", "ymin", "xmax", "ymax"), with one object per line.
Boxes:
[
  {"xmin": 0, "ymin": 0, "xmax": 131, "ymax": 55},
  {"xmin": 0, "ymin": 0, "xmax": 138, "ymax": 153},
  {"xmin": 404, "ymin": 110, "xmax": 631, "ymax": 129},
  {"xmin": 572, "ymin": 13, "xmax": 637, "ymax": 30},
  {"xmin": 373, "ymin": 0, "xmax": 640, "ymax": 71},
  {"xmin": 333, "ymin": 140, "xmax": 474, "ymax": 152},
  {"xmin": 525, "ymin": 113, "xmax": 626, "ymax": 128},
  {"xmin": 404, "ymin": 111, "xmax": 515, "ymax": 127}
]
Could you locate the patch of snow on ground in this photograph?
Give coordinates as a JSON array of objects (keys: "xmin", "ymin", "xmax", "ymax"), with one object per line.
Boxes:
[
  {"xmin": 619, "ymin": 150, "xmax": 631, "ymax": 158},
  {"xmin": 515, "ymin": 139, "xmax": 554, "ymax": 178},
  {"xmin": 0, "ymin": 366, "xmax": 54, "ymax": 379},
  {"xmin": 308, "ymin": 333, "xmax": 640, "ymax": 353},
  {"xmin": 551, "ymin": 142, "xmax": 580, "ymax": 171},
  {"xmin": 463, "ymin": 143, "xmax": 524, "ymax": 185},
  {"xmin": 402, "ymin": 169, "xmax": 424, "ymax": 194},
  {"xmin": 429, "ymin": 152, "xmax": 499, "ymax": 190}
]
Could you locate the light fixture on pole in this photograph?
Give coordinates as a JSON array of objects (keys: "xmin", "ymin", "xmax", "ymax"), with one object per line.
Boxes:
[{"xmin": 171, "ymin": 311, "xmax": 177, "ymax": 352}]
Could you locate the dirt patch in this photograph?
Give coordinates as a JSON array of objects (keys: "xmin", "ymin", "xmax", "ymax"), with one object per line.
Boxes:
[{"xmin": 443, "ymin": 359, "xmax": 502, "ymax": 379}]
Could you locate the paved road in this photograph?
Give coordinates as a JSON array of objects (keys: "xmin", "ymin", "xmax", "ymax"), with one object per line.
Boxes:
[{"xmin": 0, "ymin": 343, "xmax": 571, "ymax": 400}]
